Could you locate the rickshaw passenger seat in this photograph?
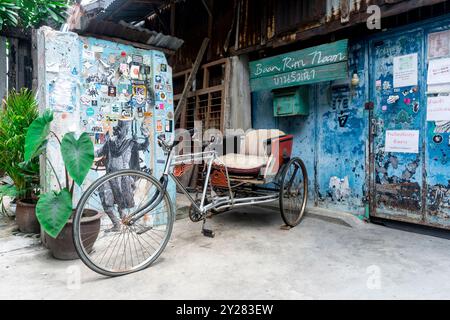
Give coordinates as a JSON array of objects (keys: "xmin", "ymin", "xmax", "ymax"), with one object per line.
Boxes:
[{"xmin": 213, "ymin": 129, "xmax": 293, "ymax": 177}]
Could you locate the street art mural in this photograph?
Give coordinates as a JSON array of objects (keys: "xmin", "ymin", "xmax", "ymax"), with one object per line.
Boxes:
[{"xmin": 37, "ymin": 27, "xmax": 175, "ymax": 207}]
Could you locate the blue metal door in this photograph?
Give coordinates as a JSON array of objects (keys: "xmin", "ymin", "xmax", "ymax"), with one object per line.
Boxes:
[
  {"xmin": 369, "ymin": 30, "xmax": 426, "ymax": 223},
  {"xmin": 424, "ymin": 23, "xmax": 450, "ymax": 229}
]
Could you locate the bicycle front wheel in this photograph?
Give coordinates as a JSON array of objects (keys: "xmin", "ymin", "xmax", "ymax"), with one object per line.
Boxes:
[{"xmin": 73, "ymin": 170, "xmax": 174, "ymax": 277}]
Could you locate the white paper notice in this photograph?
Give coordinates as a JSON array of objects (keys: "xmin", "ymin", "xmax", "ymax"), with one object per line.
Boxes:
[
  {"xmin": 427, "ymin": 96, "xmax": 450, "ymax": 121},
  {"xmin": 393, "ymin": 54, "xmax": 418, "ymax": 88},
  {"xmin": 427, "ymin": 58, "xmax": 450, "ymax": 85},
  {"xmin": 385, "ymin": 130, "xmax": 420, "ymax": 154}
]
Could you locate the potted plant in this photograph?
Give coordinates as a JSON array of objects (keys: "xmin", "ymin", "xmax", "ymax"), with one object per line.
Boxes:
[
  {"xmin": 0, "ymin": 89, "xmax": 40, "ymax": 233},
  {"xmin": 25, "ymin": 110, "xmax": 102, "ymax": 260}
]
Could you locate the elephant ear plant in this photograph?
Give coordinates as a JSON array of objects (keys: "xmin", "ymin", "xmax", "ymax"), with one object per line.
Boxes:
[{"xmin": 25, "ymin": 111, "xmax": 94, "ymax": 238}]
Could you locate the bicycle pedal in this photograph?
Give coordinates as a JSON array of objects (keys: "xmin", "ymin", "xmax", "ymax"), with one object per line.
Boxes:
[
  {"xmin": 202, "ymin": 228, "xmax": 215, "ymax": 238},
  {"xmin": 136, "ymin": 226, "xmax": 153, "ymax": 235}
]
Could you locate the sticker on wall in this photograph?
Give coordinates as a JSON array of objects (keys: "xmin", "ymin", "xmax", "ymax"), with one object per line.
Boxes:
[
  {"xmin": 81, "ymin": 95, "xmax": 91, "ymax": 105},
  {"xmin": 119, "ymin": 63, "xmax": 129, "ymax": 76},
  {"xmin": 143, "ymin": 55, "xmax": 152, "ymax": 66},
  {"xmin": 82, "ymin": 49, "xmax": 95, "ymax": 61},
  {"xmin": 412, "ymin": 102, "xmax": 420, "ymax": 113},
  {"xmin": 165, "ymin": 120, "xmax": 173, "ymax": 132},
  {"xmin": 137, "ymin": 106, "xmax": 144, "ymax": 118},
  {"xmin": 383, "ymin": 81, "xmax": 392, "ymax": 91},
  {"xmin": 167, "ymin": 111, "xmax": 174, "ymax": 119},
  {"xmin": 132, "ymin": 55, "xmax": 143, "ymax": 64},
  {"xmin": 160, "ymin": 64, "xmax": 167, "ymax": 73},
  {"xmin": 433, "ymin": 135, "xmax": 444, "ymax": 144},
  {"xmin": 86, "ymin": 107, "xmax": 95, "ymax": 117},
  {"xmin": 108, "ymin": 86, "xmax": 117, "ymax": 97},
  {"xmin": 393, "ymin": 53, "xmax": 418, "ymax": 88},
  {"xmin": 376, "ymin": 80, "xmax": 382, "ymax": 90},
  {"xmin": 427, "ymin": 57, "xmax": 450, "ymax": 85},
  {"xmin": 387, "ymin": 95, "xmax": 400, "ymax": 104},
  {"xmin": 156, "ymin": 119, "xmax": 163, "ymax": 133},
  {"xmin": 133, "ymin": 85, "xmax": 147, "ymax": 97},
  {"xmin": 385, "ymin": 130, "xmax": 420, "ymax": 154},
  {"xmin": 91, "ymin": 100, "xmax": 98, "ymax": 107},
  {"xmin": 156, "ymin": 92, "xmax": 167, "ymax": 101},
  {"xmin": 427, "ymin": 96, "xmax": 450, "ymax": 121},
  {"xmin": 130, "ymin": 64, "xmax": 140, "ymax": 79},
  {"xmin": 111, "ymin": 105, "xmax": 120, "ymax": 115},
  {"xmin": 382, "ymin": 105, "xmax": 388, "ymax": 112}
]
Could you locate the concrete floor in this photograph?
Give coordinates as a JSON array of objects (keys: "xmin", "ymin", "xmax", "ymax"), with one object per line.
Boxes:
[{"xmin": 0, "ymin": 206, "xmax": 449, "ymax": 300}]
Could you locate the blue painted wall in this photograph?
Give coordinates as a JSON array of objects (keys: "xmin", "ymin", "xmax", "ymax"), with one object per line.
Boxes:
[
  {"xmin": 251, "ymin": 41, "xmax": 368, "ymax": 216},
  {"xmin": 251, "ymin": 15, "xmax": 450, "ymax": 227}
]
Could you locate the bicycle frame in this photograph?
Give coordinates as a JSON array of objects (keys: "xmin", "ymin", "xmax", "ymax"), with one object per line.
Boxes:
[{"xmin": 129, "ymin": 142, "xmax": 280, "ymax": 225}]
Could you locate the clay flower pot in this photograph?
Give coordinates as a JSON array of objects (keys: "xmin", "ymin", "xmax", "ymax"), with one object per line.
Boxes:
[
  {"xmin": 44, "ymin": 209, "xmax": 102, "ymax": 260},
  {"xmin": 16, "ymin": 200, "xmax": 40, "ymax": 234}
]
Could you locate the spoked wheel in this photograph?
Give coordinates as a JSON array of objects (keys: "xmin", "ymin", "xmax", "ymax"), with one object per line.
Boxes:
[
  {"xmin": 73, "ymin": 170, "xmax": 174, "ymax": 277},
  {"xmin": 279, "ymin": 158, "xmax": 308, "ymax": 227}
]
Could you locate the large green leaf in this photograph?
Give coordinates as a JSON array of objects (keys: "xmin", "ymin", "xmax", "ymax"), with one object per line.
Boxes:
[
  {"xmin": 36, "ymin": 189, "xmax": 72, "ymax": 238},
  {"xmin": 24, "ymin": 110, "xmax": 53, "ymax": 162},
  {"xmin": 61, "ymin": 132, "xmax": 94, "ymax": 186}
]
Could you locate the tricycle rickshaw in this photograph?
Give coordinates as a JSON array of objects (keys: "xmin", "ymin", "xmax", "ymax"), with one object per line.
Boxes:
[{"xmin": 73, "ymin": 128, "xmax": 308, "ymax": 276}]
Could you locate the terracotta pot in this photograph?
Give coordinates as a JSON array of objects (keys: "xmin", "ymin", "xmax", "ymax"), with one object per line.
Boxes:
[
  {"xmin": 44, "ymin": 209, "xmax": 102, "ymax": 260},
  {"xmin": 16, "ymin": 200, "xmax": 40, "ymax": 234}
]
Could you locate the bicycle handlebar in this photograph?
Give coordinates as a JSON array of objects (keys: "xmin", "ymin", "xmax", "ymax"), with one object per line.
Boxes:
[{"xmin": 157, "ymin": 128, "xmax": 198, "ymax": 151}]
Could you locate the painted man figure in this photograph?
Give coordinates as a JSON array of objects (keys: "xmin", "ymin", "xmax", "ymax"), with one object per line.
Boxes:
[{"xmin": 95, "ymin": 119, "xmax": 150, "ymax": 232}]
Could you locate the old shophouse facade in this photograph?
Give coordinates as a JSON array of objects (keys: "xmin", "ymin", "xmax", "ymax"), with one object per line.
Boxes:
[{"xmin": 83, "ymin": 0, "xmax": 450, "ymax": 229}]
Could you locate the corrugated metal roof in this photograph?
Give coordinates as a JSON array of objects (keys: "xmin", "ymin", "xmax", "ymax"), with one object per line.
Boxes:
[
  {"xmin": 94, "ymin": 0, "xmax": 188, "ymax": 23},
  {"xmin": 74, "ymin": 18, "xmax": 184, "ymax": 53}
]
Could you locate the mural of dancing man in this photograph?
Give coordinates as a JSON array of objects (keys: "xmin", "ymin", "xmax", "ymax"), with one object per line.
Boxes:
[{"xmin": 95, "ymin": 119, "xmax": 150, "ymax": 232}]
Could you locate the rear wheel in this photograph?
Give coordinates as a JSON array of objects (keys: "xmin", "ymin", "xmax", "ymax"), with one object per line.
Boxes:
[
  {"xmin": 279, "ymin": 158, "xmax": 308, "ymax": 227},
  {"xmin": 73, "ymin": 170, "xmax": 174, "ymax": 277}
]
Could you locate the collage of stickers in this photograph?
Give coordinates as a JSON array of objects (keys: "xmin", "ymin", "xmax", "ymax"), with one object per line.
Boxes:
[{"xmin": 41, "ymin": 29, "xmax": 175, "ymax": 194}]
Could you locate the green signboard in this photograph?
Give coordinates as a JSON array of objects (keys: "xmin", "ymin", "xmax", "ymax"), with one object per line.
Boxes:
[{"xmin": 249, "ymin": 39, "xmax": 349, "ymax": 91}]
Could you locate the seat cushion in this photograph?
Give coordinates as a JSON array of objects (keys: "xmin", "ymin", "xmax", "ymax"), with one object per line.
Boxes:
[
  {"xmin": 244, "ymin": 129, "xmax": 286, "ymax": 156},
  {"xmin": 213, "ymin": 154, "xmax": 268, "ymax": 175}
]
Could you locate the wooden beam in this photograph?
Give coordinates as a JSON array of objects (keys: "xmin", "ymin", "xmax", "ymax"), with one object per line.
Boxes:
[
  {"xmin": 170, "ymin": 0, "xmax": 176, "ymax": 36},
  {"xmin": 0, "ymin": 27, "xmax": 31, "ymax": 40},
  {"xmin": 174, "ymin": 38, "xmax": 210, "ymax": 123},
  {"xmin": 152, "ymin": 4, "xmax": 169, "ymax": 34},
  {"xmin": 31, "ymin": 29, "xmax": 38, "ymax": 93},
  {"xmin": 202, "ymin": 0, "xmax": 214, "ymax": 60}
]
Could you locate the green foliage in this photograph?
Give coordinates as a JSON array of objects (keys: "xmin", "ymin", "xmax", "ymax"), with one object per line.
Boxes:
[
  {"xmin": 35, "ymin": 189, "xmax": 72, "ymax": 238},
  {"xmin": 0, "ymin": 88, "xmax": 39, "ymax": 200},
  {"xmin": 61, "ymin": 132, "xmax": 94, "ymax": 186},
  {"xmin": 0, "ymin": 1, "xmax": 20, "ymax": 30},
  {"xmin": 24, "ymin": 109, "xmax": 53, "ymax": 162},
  {"xmin": 25, "ymin": 111, "xmax": 95, "ymax": 238},
  {"xmin": 0, "ymin": 0, "xmax": 69, "ymax": 31},
  {"xmin": 0, "ymin": 184, "xmax": 17, "ymax": 216}
]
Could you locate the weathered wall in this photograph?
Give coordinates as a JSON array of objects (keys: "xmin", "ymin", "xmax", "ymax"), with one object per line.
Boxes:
[
  {"xmin": 251, "ymin": 41, "xmax": 367, "ymax": 215},
  {"xmin": 315, "ymin": 42, "xmax": 367, "ymax": 214},
  {"xmin": 227, "ymin": 55, "xmax": 252, "ymax": 131},
  {"xmin": 37, "ymin": 27, "xmax": 176, "ymax": 205},
  {"xmin": 250, "ymin": 15, "xmax": 450, "ymax": 229}
]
